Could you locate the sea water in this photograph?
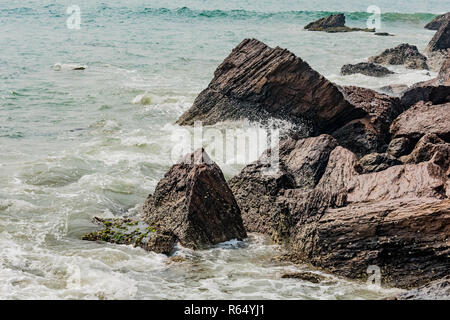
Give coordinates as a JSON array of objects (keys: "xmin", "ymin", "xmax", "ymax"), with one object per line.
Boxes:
[{"xmin": 0, "ymin": 0, "xmax": 447, "ymax": 299}]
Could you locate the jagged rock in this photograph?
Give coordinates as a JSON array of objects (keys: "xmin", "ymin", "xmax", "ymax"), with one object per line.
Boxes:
[
  {"xmin": 176, "ymin": 39, "xmax": 364, "ymax": 134},
  {"xmin": 396, "ymin": 276, "xmax": 450, "ymax": 300},
  {"xmin": 82, "ymin": 217, "xmax": 176, "ymax": 254},
  {"xmin": 425, "ymin": 13, "xmax": 450, "ymax": 30},
  {"xmin": 368, "ymin": 44, "xmax": 429, "ymax": 70},
  {"xmin": 378, "ymin": 84, "xmax": 409, "ymax": 96},
  {"xmin": 425, "ymin": 20, "xmax": 450, "ymax": 54},
  {"xmin": 390, "ymin": 101, "xmax": 450, "ymax": 142},
  {"xmin": 341, "ymin": 62, "xmax": 394, "ymax": 77},
  {"xmin": 229, "ymin": 135, "xmax": 337, "ymax": 236},
  {"xmin": 386, "ymin": 137, "xmax": 414, "ymax": 157},
  {"xmin": 356, "ymin": 153, "xmax": 402, "ymax": 173},
  {"xmin": 332, "ymin": 86, "xmax": 402, "ymax": 157},
  {"xmin": 400, "ymin": 56, "xmax": 450, "ymax": 108},
  {"xmin": 142, "ymin": 148, "xmax": 247, "ymax": 249},
  {"xmin": 304, "ymin": 13, "xmax": 374, "ymax": 33},
  {"xmin": 400, "ymin": 134, "xmax": 450, "ymax": 168}
]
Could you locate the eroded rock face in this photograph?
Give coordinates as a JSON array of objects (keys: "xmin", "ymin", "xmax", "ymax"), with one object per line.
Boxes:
[
  {"xmin": 390, "ymin": 101, "xmax": 450, "ymax": 142},
  {"xmin": 368, "ymin": 44, "xmax": 429, "ymax": 70},
  {"xmin": 387, "ymin": 137, "xmax": 414, "ymax": 157},
  {"xmin": 142, "ymin": 148, "xmax": 247, "ymax": 249},
  {"xmin": 176, "ymin": 39, "xmax": 363, "ymax": 134},
  {"xmin": 356, "ymin": 153, "xmax": 402, "ymax": 173},
  {"xmin": 400, "ymin": 134, "xmax": 450, "ymax": 169},
  {"xmin": 425, "ymin": 13, "xmax": 450, "ymax": 30},
  {"xmin": 341, "ymin": 62, "xmax": 394, "ymax": 77},
  {"xmin": 426, "ymin": 20, "xmax": 450, "ymax": 54},
  {"xmin": 332, "ymin": 86, "xmax": 402, "ymax": 157}
]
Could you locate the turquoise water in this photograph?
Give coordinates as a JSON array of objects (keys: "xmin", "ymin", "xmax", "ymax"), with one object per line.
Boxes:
[{"xmin": 0, "ymin": 1, "xmax": 445, "ymax": 299}]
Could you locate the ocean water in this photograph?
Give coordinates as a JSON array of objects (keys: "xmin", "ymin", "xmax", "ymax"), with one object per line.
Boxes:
[{"xmin": 0, "ymin": 0, "xmax": 446, "ymax": 299}]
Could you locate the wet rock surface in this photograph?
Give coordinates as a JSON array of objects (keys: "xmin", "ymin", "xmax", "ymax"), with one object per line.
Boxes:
[
  {"xmin": 425, "ymin": 13, "xmax": 450, "ymax": 30},
  {"xmin": 142, "ymin": 148, "xmax": 247, "ymax": 249},
  {"xmin": 368, "ymin": 43, "xmax": 429, "ymax": 70},
  {"xmin": 425, "ymin": 20, "xmax": 450, "ymax": 54},
  {"xmin": 396, "ymin": 276, "xmax": 450, "ymax": 300},
  {"xmin": 341, "ymin": 62, "xmax": 394, "ymax": 77}
]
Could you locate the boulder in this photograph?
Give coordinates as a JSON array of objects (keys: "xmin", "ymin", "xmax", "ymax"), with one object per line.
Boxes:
[
  {"xmin": 425, "ymin": 13, "xmax": 450, "ymax": 30},
  {"xmin": 356, "ymin": 153, "xmax": 402, "ymax": 173},
  {"xmin": 304, "ymin": 13, "xmax": 374, "ymax": 33},
  {"xmin": 400, "ymin": 133, "xmax": 450, "ymax": 168},
  {"xmin": 341, "ymin": 62, "xmax": 394, "ymax": 77},
  {"xmin": 400, "ymin": 56, "xmax": 450, "ymax": 108},
  {"xmin": 368, "ymin": 43, "xmax": 429, "ymax": 70},
  {"xmin": 425, "ymin": 20, "xmax": 450, "ymax": 54},
  {"xmin": 386, "ymin": 137, "xmax": 414, "ymax": 157},
  {"xmin": 390, "ymin": 101, "xmax": 450, "ymax": 142},
  {"xmin": 82, "ymin": 217, "xmax": 176, "ymax": 255},
  {"xmin": 142, "ymin": 148, "xmax": 247, "ymax": 249},
  {"xmin": 332, "ymin": 86, "xmax": 402, "ymax": 157},
  {"xmin": 176, "ymin": 39, "xmax": 364, "ymax": 134},
  {"xmin": 378, "ymin": 84, "xmax": 409, "ymax": 96},
  {"xmin": 229, "ymin": 134, "xmax": 337, "ymax": 236}
]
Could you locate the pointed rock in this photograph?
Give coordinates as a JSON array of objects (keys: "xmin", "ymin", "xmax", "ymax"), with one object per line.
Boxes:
[
  {"xmin": 426, "ymin": 20, "xmax": 450, "ymax": 54},
  {"xmin": 425, "ymin": 13, "xmax": 450, "ymax": 30},
  {"xmin": 368, "ymin": 43, "xmax": 429, "ymax": 70}
]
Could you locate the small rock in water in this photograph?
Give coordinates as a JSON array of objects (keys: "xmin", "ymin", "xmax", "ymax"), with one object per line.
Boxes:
[
  {"xmin": 374, "ymin": 32, "xmax": 394, "ymax": 36},
  {"xmin": 341, "ymin": 62, "xmax": 394, "ymax": 77},
  {"xmin": 369, "ymin": 43, "xmax": 429, "ymax": 70}
]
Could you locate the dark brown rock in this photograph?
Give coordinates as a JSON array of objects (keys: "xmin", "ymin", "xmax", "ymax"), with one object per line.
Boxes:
[
  {"xmin": 390, "ymin": 101, "xmax": 450, "ymax": 142},
  {"xmin": 425, "ymin": 13, "xmax": 450, "ymax": 30},
  {"xmin": 332, "ymin": 86, "xmax": 402, "ymax": 157},
  {"xmin": 176, "ymin": 39, "xmax": 363, "ymax": 134},
  {"xmin": 281, "ymin": 272, "xmax": 325, "ymax": 283},
  {"xmin": 386, "ymin": 137, "xmax": 414, "ymax": 157},
  {"xmin": 341, "ymin": 62, "xmax": 394, "ymax": 77},
  {"xmin": 356, "ymin": 153, "xmax": 402, "ymax": 173},
  {"xmin": 305, "ymin": 14, "xmax": 374, "ymax": 33},
  {"xmin": 368, "ymin": 44, "xmax": 429, "ymax": 70},
  {"xmin": 400, "ymin": 134, "xmax": 450, "ymax": 169},
  {"xmin": 142, "ymin": 148, "xmax": 247, "ymax": 249},
  {"xmin": 425, "ymin": 20, "xmax": 450, "ymax": 54}
]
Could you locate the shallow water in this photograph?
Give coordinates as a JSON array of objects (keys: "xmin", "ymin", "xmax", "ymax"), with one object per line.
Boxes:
[{"xmin": 0, "ymin": 0, "xmax": 444, "ymax": 299}]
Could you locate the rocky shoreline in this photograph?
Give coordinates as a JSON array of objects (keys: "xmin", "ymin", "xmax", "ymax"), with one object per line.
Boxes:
[{"xmin": 83, "ymin": 13, "xmax": 450, "ymax": 298}]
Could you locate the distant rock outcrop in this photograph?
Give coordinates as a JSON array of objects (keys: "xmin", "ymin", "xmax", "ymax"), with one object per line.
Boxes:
[
  {"xmin": 368, "ymin": 43, "xmax": 429, "ymax": 70},
  {"xmin": 142, "ymin": 148, "xmax": 247, "ymax": 249},
  {"xmin": 341, "ymin": 62, "xmax": 394, "ymax": 77},
  {"xmin": 425, "ymin": 13, "xmax": 450, "ymax": 30},
  {"xmin": 304, "ymin": 13, "xmax": 375, "ymax": 33}
]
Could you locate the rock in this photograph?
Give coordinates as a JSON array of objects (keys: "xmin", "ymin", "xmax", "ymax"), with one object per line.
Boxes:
[
  {"xmin": 280, "ymin": 272, "xmax": 325, "ymax": 283},
  {"xmin": 142, "ymin": 148, "xmax": 247, "ymax": 249},
  {"xmin": 229, "ymin": 135, "xmax": 337, "ymax": 236},
  {"xmin": 304, "ymin": 13, "xmax": 374, "ymax": 33},
  {"xmin": 386, "ymin": 137, "xmax": 414, "ymax": 157},
  {"xmin": 425, "ymin": 20, "xmax": 450, "ymax": 54},
  {"xmin": 396, "ymin": 276, "xmax": 450, "ymax": 300},
  {"xmin": 356, "ymin": 153, "xmax": 402, "ymax": 173},
  {"xmin": 400, "ymin": 56, "xmax": 450, "ymax": 108},
  {"xmin": 176, "ymin": 39, "xmax": 364, "ymax": 134},
  {"xmin": 82, "ymin": 217, "xmax": 176, "ymax": 255},
  {"xmin": 332, "ymin": 86, "xmax": 402, "ymax": 157},
  {"xmin": 304, "ymin": 13, "xmax": 346, "ymax": 30},
  {"xmin": 368, "ymin": 44, "xmax": 429, "ymax": 70},
  {"xmin": 378, "ymin": 84, "xmax": 409, "ymax": 96},
  {"xmin": 390, "ymin": 101, "xmax": 450, "ymax": 142},
  {"xmin": 374, "ymin": 32, "xmax": 394, "ymax": 36},
  {"xmin": 341, "ymin": 62, "xmax": 394, "ymax": 77},
  {"xmin": 427, "ymin": 49, "xmax": 450, "ymax": 72},
  {"xmin": 425, "ymin": 13, "xmax": 450, "ymax": 30},
  {"xmin": 400, "ymin": 134, "xmax": 450, "ymax": 168}
]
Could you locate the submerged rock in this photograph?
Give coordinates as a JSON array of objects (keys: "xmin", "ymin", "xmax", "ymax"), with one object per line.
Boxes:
[
  {"xmin": 374, "ymin": 32, "xmax": 394, "ymax": 36},
  {"xmin": 368, "ymin": 43, "xmax": 429, "ymax": 70},
  {"xmin": 281, "ymin": 272, "xmax": 325, "ymax": 283},
  {"xmin": 341, "ymin": 62, "xmax": 394, "ymax": 77},
  {"xmin": 176, "ymin": 39, "xmax": 363, "ymax": 135},
  {"xmin": 425, "ymin": 13, "xmax": 450, "ymax": 30},
  {"xmin": 304, "ymin": 13, "xmax": 374, "ymax": 33},
  {"xmin": 82, "ymin": 217, "xmax": 176, "ymax": 254},
  {"xmin": 142, "ymin": 148, "xmax": 247, "ymax": 249}
]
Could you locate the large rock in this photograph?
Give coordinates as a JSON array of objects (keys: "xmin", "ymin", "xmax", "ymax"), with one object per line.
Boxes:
[
  {"xmin": 400, "ymin": 133, "xmax": 450, "ymax": 168},
  {"xmin": 341, "ymin": 62, "xmax": 394, "ymax": 77},
  {"xmin": 304, "ymin": 13, "xmax": 374, "ymax": 33},
  {"xmin": 425, "ymin": 13, "xmax": 450, "ymax": 30},
  {"xmin": 331, "ymin": 86, "xmax": 402, "ymax": 157},
  {"xmin": 356, "ymin": 153, "xmax": 402, "ymax": 173},
  {"xmin": 176, "ymin": 39, "xmax": 364, "ymax": 134},
  {"xmin": 368, "ymin": 44, "xmax": 429, "ymax": 70},
  {"xmin": 386, "ymin": 137, "xmax": 414, "ymax": 157},
  {"xmin": 390, "ymin": 101, "xmax": 450, "ymax": 142},
  {"xmin": 425, "ymin": 20, "xmax": 450, "ymax": 54},
  {"xmin": 229, "ymin": 135, "xmax": 338, "ymax": 237},
  {"xmin": 142, "ymin": 148, "xmax": 247, "ymax": 249},
  {"xmin": 400, "ymin": 57, "xmax": 450, "ymax": 107}
]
